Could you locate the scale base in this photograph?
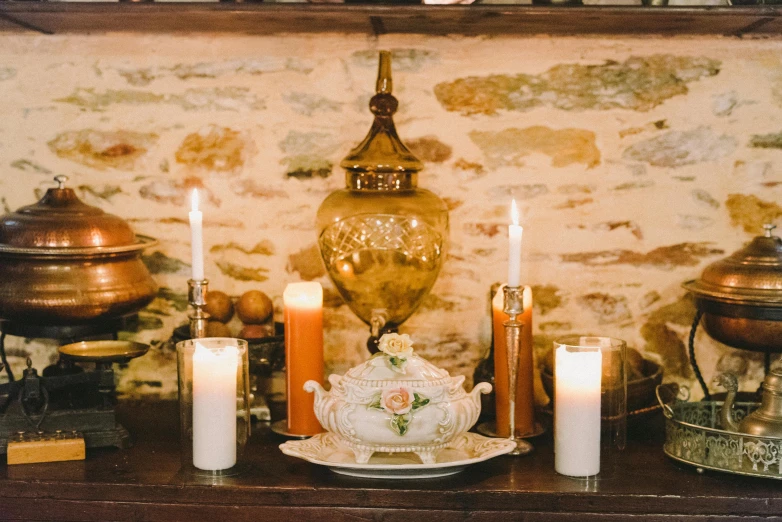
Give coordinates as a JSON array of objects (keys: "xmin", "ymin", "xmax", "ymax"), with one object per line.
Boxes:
[{"xmin": 0, "ymin": 407, "xmax": 130, "ymax": 454}]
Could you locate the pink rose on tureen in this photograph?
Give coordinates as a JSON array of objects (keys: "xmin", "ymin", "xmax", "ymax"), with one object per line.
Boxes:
[
  {"xmin": 381, "ymin": 388, "xmax": 413, "ymax": 415},
  {"xmin": 371, "ymin": 386, "xmax": 431, "ymax": 436}
]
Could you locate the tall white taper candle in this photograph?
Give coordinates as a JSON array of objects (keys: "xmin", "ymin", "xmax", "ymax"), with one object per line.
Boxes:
[
  {"xmin": 508, "ymin": 199, "xmax": 523, "ymax": 287},
  {"xmin": 189, "ymin": 189, "xmax": 204, "ymax": 281}
]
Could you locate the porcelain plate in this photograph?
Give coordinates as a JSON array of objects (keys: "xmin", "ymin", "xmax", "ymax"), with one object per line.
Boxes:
[{"xmin": 280, "ymin": 432, "xmax": 515, "ymax": 479}]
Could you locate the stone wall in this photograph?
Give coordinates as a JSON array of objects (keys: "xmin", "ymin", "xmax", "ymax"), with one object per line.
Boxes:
[{"xmin": 1, "ymin": 33, "xmax": 781, "ymax": 399}]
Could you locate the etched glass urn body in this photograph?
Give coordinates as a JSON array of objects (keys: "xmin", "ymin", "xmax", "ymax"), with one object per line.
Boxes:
[{"xmin": 316, "ymin": 51, "xmax": 449, "ymax": 353}]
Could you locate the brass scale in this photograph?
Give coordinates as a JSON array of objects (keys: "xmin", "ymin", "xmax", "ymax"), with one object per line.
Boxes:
[{"xmin": 0, "ymin": 318, "xmax": 147, "ymax": 455}]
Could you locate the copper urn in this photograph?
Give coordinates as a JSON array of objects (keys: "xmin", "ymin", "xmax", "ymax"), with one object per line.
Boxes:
[
  {"xmin": 683, "ymin": 224, "xmax": 782, "ymax": 352},
  {"xmin": 0, "ymin": 176, "xmax": 158, "ymax": 325}
]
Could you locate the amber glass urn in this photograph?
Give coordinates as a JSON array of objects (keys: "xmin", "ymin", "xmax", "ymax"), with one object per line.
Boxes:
[{"xmin": 316, "ymin": 51, "xmax": 449, "ymax": 353}]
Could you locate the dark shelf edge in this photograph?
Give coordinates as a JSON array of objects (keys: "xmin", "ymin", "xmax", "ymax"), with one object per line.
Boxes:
[{"xmin": 0, "ymin": 3, "xmax": 781, "ymax": 36}]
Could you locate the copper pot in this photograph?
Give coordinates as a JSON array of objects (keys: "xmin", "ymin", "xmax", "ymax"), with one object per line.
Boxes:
[
  {"xmin": 0, "ymin": 176, "xmax": 158, "ymax": 325},
  {"xmin": 683, "ymin": 224, "xmax": 782, "ymax": 352}
]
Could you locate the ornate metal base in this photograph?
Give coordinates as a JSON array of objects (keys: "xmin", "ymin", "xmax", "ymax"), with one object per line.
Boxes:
[
  {"xmin": 660, "ymin": 393, "xmax": 782, "ymax": 480},
  {"xmin": 476, "ymin": 420, "xmax": 547, "ymax": 440}
]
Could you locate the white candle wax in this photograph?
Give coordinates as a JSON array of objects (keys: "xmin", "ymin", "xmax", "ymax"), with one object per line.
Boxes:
[
  {"xmin": 554, "ymin": 345, "xmax": 602, "ymax": 477},
  {"xmin": 192, "ymin": 343, "xmax": 238, "ymax": 471},
  {"xmin": 189, "ymin": 189, "xmax": 204, "ymax": 281},
  {"xmin": 508, "ymin": 199, "xmax": 523, "ymax": 287}
]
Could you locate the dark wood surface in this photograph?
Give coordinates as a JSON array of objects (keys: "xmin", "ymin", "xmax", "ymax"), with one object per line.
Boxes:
[
  {"xmin": 0, "ymin": 401, "xmax": 781, "ymax": 521},
  {"xmin": 0, "ymin": 3, "xmax": 781, "ymax": 37}
]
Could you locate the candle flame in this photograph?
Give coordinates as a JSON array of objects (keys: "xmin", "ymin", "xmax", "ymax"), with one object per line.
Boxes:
[
  {"xmin": 191, "ymin": 189, "xmax": 199, "ymax": 212},
  {"xmin": 511, "ymin": 199, "xmax": 519, "ymax": 226}
]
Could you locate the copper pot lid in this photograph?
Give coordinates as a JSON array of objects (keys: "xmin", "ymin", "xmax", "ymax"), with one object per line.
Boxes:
[
  {"xmin": 683, "ymin": 224, "xmax": 782, "ymax": 306},
  {"xmin": 0, "ymin": 175, "xmax": 155, "ymax": 256}
]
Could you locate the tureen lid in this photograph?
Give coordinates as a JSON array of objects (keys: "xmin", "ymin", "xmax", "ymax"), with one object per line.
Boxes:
[
  {"xmin": 0, "ymin": 175, "xmax": 146, "ymax": 253},
  {"xmin": 343, "ymin": 353, "xmax": 451, "ymax": 387},
  {"xmin": 342, "ymin": 333, "xmax": 451, "ymax": 387},
  {"xmin": 683, "ymin": 224, "xmax": 782, "ymax": 306}
]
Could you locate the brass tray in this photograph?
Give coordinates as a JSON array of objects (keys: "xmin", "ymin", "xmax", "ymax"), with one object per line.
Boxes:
[
  {"xmin": 657, "ymin": 385, "xmax": 782, "ymax": 480},
  {"xmin": 59, "ymin": 340, "xmax": 149, "ymax": 363}
]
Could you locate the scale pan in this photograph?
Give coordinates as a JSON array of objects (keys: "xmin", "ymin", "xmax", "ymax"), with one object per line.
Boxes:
[{"xmin": 59, "ymin": 340, "xmax": 149, "ymax": 363}]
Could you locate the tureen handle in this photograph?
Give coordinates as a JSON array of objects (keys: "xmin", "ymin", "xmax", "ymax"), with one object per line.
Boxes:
[
  {"xmin": 763, "ymin": 223, "xmax": 777, "ymax": 238},
  {"xmin": 303, "ymin": 380, "xmax": 328, "ymax": 405}
]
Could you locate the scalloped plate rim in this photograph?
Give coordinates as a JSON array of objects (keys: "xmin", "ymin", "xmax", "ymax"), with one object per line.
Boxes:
[{"xmin": 279, "ymin": 432, "xmax": 515, "ymax": 474}]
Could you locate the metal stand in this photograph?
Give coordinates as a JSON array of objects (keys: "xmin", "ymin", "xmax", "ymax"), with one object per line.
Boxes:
[
  {"xmin": 502, "ymin": 286, "xmax": 533, "ymax": 456},
  {"xmin": 188, "ymin": 279, "xmax": 209, "ymax": 339},
  {"xmin": 688, "ymin": 310, "xmax": 710, "ymax": 401},
  {"xmin": 689, "ymin": 310, "xmax": 775, "ymax": 401}
]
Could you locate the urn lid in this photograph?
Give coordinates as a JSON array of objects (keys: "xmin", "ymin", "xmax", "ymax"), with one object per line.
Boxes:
[
  {"xmin": 0, "ymin": 176, "xmax": 152, "ymax": 254},
  {"xmin": 340, "ymin": 51, "xmax": 423, "ymax": 191},
  {"xmin": 342, "ymin": 333, "xmax": 451, "ymax": 387},
  {"xmin": 683, "ymin": 224, "xmax": 782, "ymax": 306}
]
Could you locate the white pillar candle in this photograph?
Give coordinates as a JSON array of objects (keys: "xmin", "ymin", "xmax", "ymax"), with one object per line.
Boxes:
[
  {"xmin": 192, "ymin": 342, "xmax": 238, "ymax": 471},
  {"xmin": 554, "ymin": 344, "xmax": 602, "ymax": 477},
  {"xmin": 508, "ymin": 199, "xmax": 523, "ymax": 287},
  {"xmin": 189, "ymin": 189, "xmax": 205, "ymax": 281}
]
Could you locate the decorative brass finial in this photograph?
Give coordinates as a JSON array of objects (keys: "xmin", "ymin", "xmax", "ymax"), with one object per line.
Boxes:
[{"xmin": 376, "ymin": 50, "xmax": 393, "ymax": 95}]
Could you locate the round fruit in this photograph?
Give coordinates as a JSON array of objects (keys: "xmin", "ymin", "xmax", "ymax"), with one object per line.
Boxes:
[
  {"xmin": 236, "ymin": 290, "xmax": 273, "ymax": 325},
  {"xmin": 205, "ymin": 320, "xmax": 233, "ymax": 338},
  {"xmin": 239, "ymin": 324, "xmax": 274, "ymax": 340},
  {"xmin": 204, "ymin": 290, "xmax": 234, "ymax": 323}
]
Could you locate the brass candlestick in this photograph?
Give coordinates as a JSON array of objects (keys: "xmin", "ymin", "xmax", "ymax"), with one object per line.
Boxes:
[
  {"xmin": 188, "ymin": 279, "xmax": 209, "ymax": 339},
  {"xmin": 503, "ymin": 285, "xmax": 533, "ymax": 456}
]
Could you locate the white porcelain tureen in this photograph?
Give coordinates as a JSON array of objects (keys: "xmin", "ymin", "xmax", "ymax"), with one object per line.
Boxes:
[{"xmin": 305, "ymin": 333, "xmax": 491, "ymax": 464}]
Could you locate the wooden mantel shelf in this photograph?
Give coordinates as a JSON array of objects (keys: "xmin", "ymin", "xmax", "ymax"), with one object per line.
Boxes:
[
  {"xmin": 0, "ymin": 401, "xmax": 781, "ymax": 521},
  {"xmin": 0, "ymin": 2, "xmax": 781, "ymax": 36}
]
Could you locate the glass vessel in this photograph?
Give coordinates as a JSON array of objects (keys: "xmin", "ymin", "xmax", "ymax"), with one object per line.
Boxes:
[
  {"xmin": 316, "ymin": 51, "xmax": 449, "ymax": 353},
  {"xmin": 552, "ymin": 336, "xmax": 627, "ymax": 479},
  {"xmin": 177, "ymin": 337, "xmax": 251, "ymax": 476}
]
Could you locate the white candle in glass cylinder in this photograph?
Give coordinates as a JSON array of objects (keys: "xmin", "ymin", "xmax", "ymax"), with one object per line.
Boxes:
[
  {"xmin": 554, "ymin": 345, "xmax": 602, "ymax": 477},
  {"xmin": 508, "ymin": 199, "xmax": 523, "ymax": 288},
  {"xmin": 192, "ymin": 342, "xmax": 238, "ymax": 471},
  {"xmin": 189, "ymin": 189, "xmax": 204, "ymax": 281}
]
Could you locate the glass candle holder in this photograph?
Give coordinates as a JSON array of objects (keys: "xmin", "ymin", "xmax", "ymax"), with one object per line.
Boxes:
[
  {"xmin": 177, "ymin": 337, "xmax": 251, "ymax": 476},
  {"xmin": 552, "ymin": 336, "xmax": 627, "ymax": 478}
]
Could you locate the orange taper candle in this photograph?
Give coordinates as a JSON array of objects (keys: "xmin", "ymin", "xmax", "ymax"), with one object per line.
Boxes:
[
  {"xmin": 493, "ymin": 284, "xmax": 535, "ymax": 437},
  {"xmin": 284, "ymin": 282, "xmax": 324, "ymax": 436}
]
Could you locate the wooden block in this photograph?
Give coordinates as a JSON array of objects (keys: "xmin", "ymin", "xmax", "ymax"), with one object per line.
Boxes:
[{"xmin": 7, "ymin": 434, "xmax": 86, "ymax": 465}]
